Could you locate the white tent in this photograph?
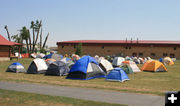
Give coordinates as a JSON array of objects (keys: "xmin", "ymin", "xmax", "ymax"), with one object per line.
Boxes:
[
  {"xmin": 112, "ymin": 57, "xmax": 125, "ymax": 67},
  {"xmin": 27, "ymin": 58, "xmax": 48, "ymax": 74},
  {"xmin": 122, "ymin": 61, "xmax": 141, "ymax": 72},
  {"xmin": 99, "ymin": 59, "xmax": 113, "ymax": 73}
]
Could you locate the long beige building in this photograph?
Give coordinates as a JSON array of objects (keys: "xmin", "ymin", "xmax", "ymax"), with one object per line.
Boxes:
[{"xmin": 57, "ymin": 40, "xmax": 180, "ymax": 59}]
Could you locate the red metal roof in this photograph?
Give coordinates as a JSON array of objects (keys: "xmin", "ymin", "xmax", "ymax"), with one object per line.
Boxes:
[
  {"xmin": 0, "ymin": 34, "xmax": 21, "ymax": 46},
  {"xmin": 57, "ymin": 40, "xmax": 180, "ymax": 45}
]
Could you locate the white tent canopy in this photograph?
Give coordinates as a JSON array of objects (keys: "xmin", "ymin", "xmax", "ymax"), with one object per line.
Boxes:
[{"xmin": 112, "ymin": 57, "xmax": 125, "ymax": 67}]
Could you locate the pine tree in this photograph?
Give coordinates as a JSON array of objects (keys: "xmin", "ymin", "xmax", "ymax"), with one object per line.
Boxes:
[{"xmin": 75, "ymin": 43, "xmax": 82, "ymax": 56}]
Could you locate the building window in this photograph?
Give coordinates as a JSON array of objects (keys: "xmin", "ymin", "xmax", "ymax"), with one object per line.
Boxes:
[
  {"xmin": 163, "ymin": 53, "xmax": 168, "ymax": 57},
  {"xmin": 132, "ymin": 53, "xmax": 137, "ymax": 57},
  {"xmin": 170, "ymin": 53, "xmax": 175, "ymax": 58},
  {"xmin": 62, "ymin": 46, "xmax": 64, "ymax": 48},
  {"xmin": 174, "ymin": 47, "xmax": 176, "ymax": 50},
  {"xmin": 151, "ymin": 53, "xmax": 156, "ymax": 57},
  {"xmin": 139, "ymin": 53, "xmax": 143, "ymax": 57},
  {"xmin": 102, "ymin": 46, "xmax": 104, "ymax": 49}
]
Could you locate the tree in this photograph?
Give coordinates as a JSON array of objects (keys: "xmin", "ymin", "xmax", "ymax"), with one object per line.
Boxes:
[
  {"xmin": 30, "ymin": 21, "xmax": 35, "ymax": 52},
  {"xmin": 11, "ymin": 34, "xmax": 22, "ymax": 43},
  {"xmin": 4, "ymin": 25, "xmax": 11, "ymax": 41},
  {"xmin": 20, "ymin": 27, "xmax": 30, "ymax": 54},
  {"xmin": 75, "ymin": 43, "xmax": 82, "ymax": 56}
]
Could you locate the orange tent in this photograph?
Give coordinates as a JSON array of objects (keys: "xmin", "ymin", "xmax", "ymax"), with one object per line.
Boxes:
[{"xmin": 141, "ymin": 60, "xmax": 167, "ymax": 72}]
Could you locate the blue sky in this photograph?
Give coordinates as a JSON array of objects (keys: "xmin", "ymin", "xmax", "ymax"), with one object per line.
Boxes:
[{"xmin": 0, "ymin": 0, "xmax": 180, "ymax": 46}]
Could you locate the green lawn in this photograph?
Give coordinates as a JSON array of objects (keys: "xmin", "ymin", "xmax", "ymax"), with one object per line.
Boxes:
[
  {"xmin": 0, "ymin": 58, "xmax": 180, "ymax": 96},
  {"xmin": 0, "ymin": 89, "xmax": 123, "ymax": 106}
]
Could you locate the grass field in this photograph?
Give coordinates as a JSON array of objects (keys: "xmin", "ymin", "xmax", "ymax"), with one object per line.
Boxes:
[
  {"xmin": 0, "ymin": 58, "xmax": 180, "ymax": 96},
  {"xmin": 0, "ymin": 89, "xmax": 124, "ymax": 106}
]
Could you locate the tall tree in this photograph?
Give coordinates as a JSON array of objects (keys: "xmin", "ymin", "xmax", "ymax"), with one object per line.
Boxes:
[
  {"xmin": 11, "ymin": 34, "xmax": 22, "ymax": 43},
  {"xmin": 40, "ymin": 28, "xmax": 43, "ymax": 50},
  {"xmin": 75, "ymin": 43, "xmax": 82, "ymax": 56},
  {"xmin": 33, "ymin": 20, "xmax": 42, "ymax": 52},
  {"xmin": 4, "ymin": 25, "xmax": 11, "ymax": 41},
  {"xmin": 20, "ymin": 27, "xmax": 30, "ymax": 55},
  {"xmin": 28, "ymin": 30, "xmax": 32, "ymax": 52},
  {"xmin": 30, "ymin": 21, "xmax": 35, "ymax": 52},
  {"xmin": 42, "ymin": 32, "xmax": 49, "ymax": 49}
]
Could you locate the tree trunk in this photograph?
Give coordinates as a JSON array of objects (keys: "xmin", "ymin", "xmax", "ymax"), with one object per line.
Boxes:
[
  {"xmin": 26, "ymin": 38, "xmax": 29, "ymax": 57},
  {"xmin": 40, "ymin": 28, "xmax": 42, "ymax": 50},
  {"xmin": 28, "ymin": 30, "xmax": 32, "ymax": 52},
  {"xmin": 42, "ymin": 33, "xmax": 49, "ymax": 49},
  {"xmin": 33, "ymin": 21, "xmax": 42, "ymax": 52},
  {"xmin": 4, "ymin": 25, "xmax": 11, "ymax": 41},
  {"xmin": 32, "ymin": 28, "xmax": 35, "ymax": 53}
]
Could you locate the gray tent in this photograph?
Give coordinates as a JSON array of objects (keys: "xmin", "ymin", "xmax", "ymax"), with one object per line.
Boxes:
[
  {"xmin": 45, "ymin": 61, "xmax": 70, "ymax": 76},
  {"xmin": 6, "ymin": 62, "xmax": 26, "ymax": 73}
]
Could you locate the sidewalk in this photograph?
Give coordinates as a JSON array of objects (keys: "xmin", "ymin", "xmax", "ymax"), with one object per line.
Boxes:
[{"xmin": 0, "ymin": 81, "xmax": 164, "ymax": 106}]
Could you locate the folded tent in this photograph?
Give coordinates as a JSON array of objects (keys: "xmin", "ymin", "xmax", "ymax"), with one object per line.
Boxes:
[
  {"xmin": 66, "ymin": 56, "xmax": 106, "ymax": 80},
  {"xmin": 27, "ymin": 58, "xmax": 48, "ymax": 74},
  {"xmin": 6, "ymin": 62, "xmax": 26, "ymax": 73}
]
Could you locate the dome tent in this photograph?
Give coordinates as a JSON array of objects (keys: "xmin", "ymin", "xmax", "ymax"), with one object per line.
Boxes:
[
  {"xmin": 112, "ymin": 57, "xmax": 125, "ymax": 67},
  {"xmin": 99, "ymin": 58, "xmax": 113, "ymax": 73},
  {"xmin": 27, "ymin": 58, "xmax": 48, "ymax": 74},
  {"xmin": 66, "ymin": 56, "xmax": 106, "ymax": 80},
  {"xmin": 141, "ymin": 60, "xmax": 167, "ymax": 72},
  {"xmin": 6, "ymin": 62, "xmax": 26, "ymax": 73},
  {"xmin": 45, "ymin": 61, "xmax": 70, "ymax": 76},
  {"xmin": 106, "ymin": 68, "xmax": 129, "ymax": 82}
]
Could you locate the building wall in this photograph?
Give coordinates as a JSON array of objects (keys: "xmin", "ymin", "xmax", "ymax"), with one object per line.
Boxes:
[
  {"xmin": 0, "ymin": 46, "xmax": 10, "ymax": 57},
  {"xmin": 57, "ymin": 44, "xmax": 180, "ymax": 59}
]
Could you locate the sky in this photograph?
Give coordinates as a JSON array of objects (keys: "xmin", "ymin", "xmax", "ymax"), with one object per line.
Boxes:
[{"xmin": 0, "ymin": 0, "xmax": 180, "ymax": 47}]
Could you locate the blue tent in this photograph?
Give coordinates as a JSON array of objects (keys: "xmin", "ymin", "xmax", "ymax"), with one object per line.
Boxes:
[
  {"xmin": 43, "ymin": 53, "xmax": 63, "ymax": 59},
  {"xmin": 6, "ymin": 62, "xmax": 26, "ymax": 73},
  {"xmin": 159, "ymin": 58, "xmax": 163, "ymax": 62},
  {"xmin": 66, "ymin": 56, "xmax": 106, "ymax": 80},
  {"xmin": 106, "ymin": 68, "xmax": 129, "ymax": 82}
]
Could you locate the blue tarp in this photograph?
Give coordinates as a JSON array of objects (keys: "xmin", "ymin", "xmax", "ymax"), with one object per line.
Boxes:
[
  {"xmin": 69, "ymin": 56, "xmax": 98, "ymax": 74},
  {"xmin": 106, "ymin": 68, "xmax": 129, "ymax": 82},
  {"xmin": 11, "ymin": 62, "xmax": 23, "ymax": 66}
]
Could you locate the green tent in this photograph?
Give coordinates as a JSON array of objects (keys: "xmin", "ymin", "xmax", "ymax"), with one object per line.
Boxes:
[{"xmin": 120, "ymin": 65, "xmax": 133, "ymax": 74}]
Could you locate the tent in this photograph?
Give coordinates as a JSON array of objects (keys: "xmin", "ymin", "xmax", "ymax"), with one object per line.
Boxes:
[
  {"xmin": 36, "ymin": 53, "xmax": 45, "ymax": 58},
  {"xmin": 45, "ymin": 58, "xmax": 56, "ymax": 65},
  {"xmin": 27, "ymin": 58, "xmax": 48, "ymax": 74},
  {"xmin": 120, "ymin": 64, "xmax": 133, "ymax": 74},
  {"xmin": 99, "ymin": 59, "xmax": 113, "ymax": 73},
  {"xmin": 163, "ymin": 57, "xmax": 174, "ymax": 66},
  {"xmin": 43, "ymin": 53, "xmax": 63, "ymax": 60},
  {"xmin": 106, "ymin": 68, "xmax": 129, "ymax": 82},
  {"xmin": 51, "ymin": 54, "xmax": 63, "ymax": 61},
  {"xmin": 122, "ymin": 61, "xmax": 141, "ymax": 72},
  {"xmin": 125, "ymin": 56, "xmax": 133, "ymax": 61},
  {"xmin": 61, "ymin": 57, "xmax": 72, "ymax": 63},
  {"xmin": 141, "ymin": 60, "xmax": 167, "ymax": 72},
  {"xmin": 66, "ymin": 56, "xmax": 106, "ymax": 80},
  {"xmin": 6, "ymin": 62, "xmax": 26, "ymax": 73},
  {"xmin": 112, "ymin": 57, "xmax": 125, "ymax": 67},
  {"xmin": 45, "ymin": 61, "xmax": 70, "ymax": 76}
]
